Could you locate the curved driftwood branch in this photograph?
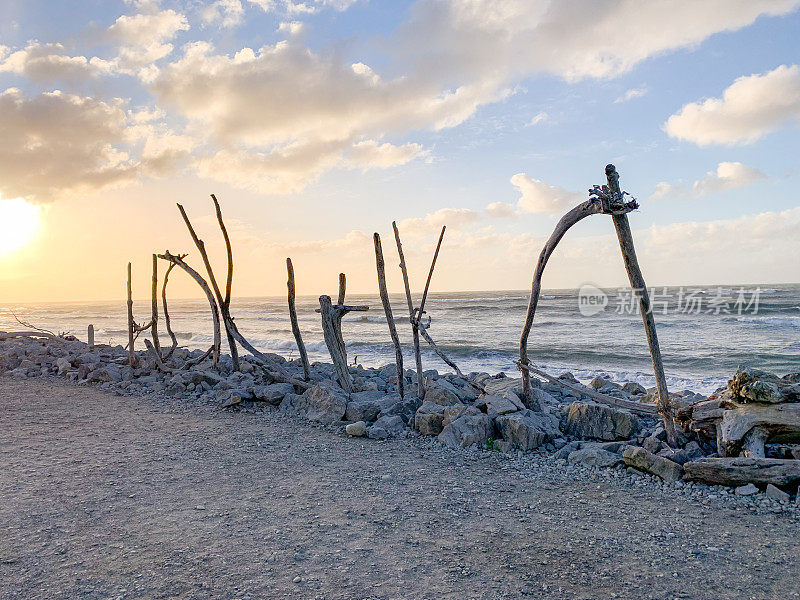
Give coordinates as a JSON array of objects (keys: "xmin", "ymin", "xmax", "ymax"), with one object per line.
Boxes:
[
  {"xmin": 161, "ymin": 261, "xmax": 179, "ymax": 360},
  {"xmin": 286, "ymin": 257, "xmax": 310, "ymax": 381},
  {"xmin": 158, "ymin": 251, "xmax": 221, "ymax": 367},
  {"xmin": 374, "ymin": 233, "xmax": 404, "ymax": 398},
  {"xmin": 392, "ymin": 221, "xmax": 424, "ymax": 400},
  {"xmin": 211, "ymin": 194, "xmax": 234, "ymax": 307},
  {"xmin": 518, "ymin": 199, "xmax": 605, "ymax": 405}
]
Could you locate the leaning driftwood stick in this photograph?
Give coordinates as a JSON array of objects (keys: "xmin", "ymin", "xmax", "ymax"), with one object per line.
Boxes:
[
  {"xmin": 374, "ymin": 233, "xmax": 404, "ymax": 398},
  {"xmin": 158, "ymin": 251, "xmax": 221, "ymax": 367},
  {"xmin": 417, "ymin": 226, "xmax": 445, "ymax": 321},
  {"xmin": 318, "ymin": 295, "xmax": 369, "ymax": 392},
  {"xmin": 177, "ymin": 201, "xmax": 239, "ymax": 370},
  {"xmin": 286, "ymin": 258, "xmax": 310, "ymax": 381},
  {"xmin": 605, "ymin": 164, "xmax": 677, "ymax": 446},
  {"xmin": 417, "ymin": 321, "xmax": 462, "ymax": 377},
  {"xmin": 150, "ymin": 254, "xmax": 162, "ymax": 359},
  {"xmin": 144, "ymin": 338, "xmax": 173, "ymax": 373},
  {"xmin": 127, "ymin": 262, "xmax": 136, "ymax": 367},
  {"xmin": 392, "ymin": 222, "xmax": 424, "ymax": 400},
  {"xmin": 161, "ymin": 261, "xmax": 179, "ymax": 360}
]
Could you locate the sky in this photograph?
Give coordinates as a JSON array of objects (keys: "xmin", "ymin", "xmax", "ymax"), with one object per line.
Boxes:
[{"xmin": 0, "ymin": 0, "xmax": 799, "ymax": 302}]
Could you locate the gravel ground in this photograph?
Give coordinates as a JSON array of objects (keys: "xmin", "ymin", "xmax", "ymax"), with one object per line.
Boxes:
[{"xmin": 1, "ymin": 376, "xmax": 799, "ymax": 600}]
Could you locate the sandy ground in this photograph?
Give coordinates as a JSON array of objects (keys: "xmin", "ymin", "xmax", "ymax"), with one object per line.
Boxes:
[{"xmin": 1, "ymin": 376, "xmax": 798, "ymax": 600}]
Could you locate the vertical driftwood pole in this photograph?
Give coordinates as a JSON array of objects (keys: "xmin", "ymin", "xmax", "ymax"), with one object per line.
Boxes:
[
  {"xmin": 150, "ymin": 253, "xmax": 162, "ymax": 359},
  {"xmin": 392, "ymin": 222, "xmax": 424, "ymax": 400},
  {"xmin": 337, "ymin": 273, "xmax": 346, "ymax": 306},
  {"xmin": 87, "ymin": 324, "xmax": 94, "ymax": 350},
  {"xmin": 605, "ymin": 164, "xmax": 677, "ymax": 446},
  {"xmin": 126, "ymin": 262, "xmax": 136, "ymax": 367},
  {"xmin": 286, "ymin": 258, "xmax": 310, "ymax": 381},
  {"xmin": 374, "ymin": 233, "xmax": 404, "ymax": 398},
  {"xmin": 161, "ymin": 261, "xmax": 179, "ymax": 360},
  {"xmin": 318, "ymin": 295, "xmax": 368, "ymax": 392}
]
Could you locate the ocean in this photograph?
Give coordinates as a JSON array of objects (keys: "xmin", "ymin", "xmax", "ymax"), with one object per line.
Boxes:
[{"xmin": 2, "ymin": 285, "xmax": 799, "ymax": 395}]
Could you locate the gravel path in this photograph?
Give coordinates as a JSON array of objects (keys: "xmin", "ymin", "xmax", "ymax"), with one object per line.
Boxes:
[{"xmin": 1, "ymin": 376, "xmax": 798, "ymax": 600}]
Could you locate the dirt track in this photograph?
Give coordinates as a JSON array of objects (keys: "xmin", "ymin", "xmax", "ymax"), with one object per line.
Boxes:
[{"xmin": 1, "ymin": 376, "xmax": 798, "ymax": 600}]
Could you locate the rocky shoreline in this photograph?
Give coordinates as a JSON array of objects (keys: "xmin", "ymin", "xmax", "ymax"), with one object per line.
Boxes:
[{"xmin": 2, "ymin": 333, "xmax": 798, "ymax": 516}]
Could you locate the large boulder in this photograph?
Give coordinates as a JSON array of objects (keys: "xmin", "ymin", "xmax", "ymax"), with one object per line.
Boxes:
[
  {"xmin": 345, "ymin": 390, "xmax": 401, "ymax": 422},
  {"xmin": 423, "ymin": 382, "xmax": 461, "ymax": 406},
  {"xmin": 568, "ymin": 446, "xmax": 623, "ymax": 468},
  {"xmin": 376, "ymin": 394, "xmax": 419, "ymax": 424},
  {"xmin": 483, "ymin": 377, "xmax": 523, "ymax": 397},
  {"xmin": 728, "ymin": 367, "xmax": 800, "ymax": 404},
  {"xmin": 253, "ymin": 382, "xmax": 295, "ymax": 405},
  {"xmin": 442, "ymin": 404, "xmax": 481, "ymax": 427},
  {"xmin": 367, "ymin": 415, "xmax": 406, "ymax": 439},
  {"xmin": 495, "ymin": 409, "xmax": 561, "ymax": 451},
  {"xmin": 414, "ymin": 402, "xmax": 447, "ymax": 436},
  {"xmin": 438, "ymin": 414, "xmax": 493, "ymax": 449},
  {"xmin": 279, "ymin": 380, "xmax": 347, "ymax": 424},
  {"xmin": 623, "ymin": 446, "xmax": 684, "ymax": 482},
  {"xmin": 565, "ymin": 402, "xmax": 639, "ymax": 441},
  {"xmin": 483, "ymin": 394, "xmax": 524, "ymax": 418}
]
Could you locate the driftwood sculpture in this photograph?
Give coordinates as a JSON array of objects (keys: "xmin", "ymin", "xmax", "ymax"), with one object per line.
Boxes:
[
  {"xmin": 317, "ymin": 275, "xmax": 368, "ymax": 392},
  {"xmin": 286, "ymin": 257, "xmax": 310, "ymax": 381},
  {"xmin": 373, "ymin": 233, "xmax": 404, "ymax": 398},
  {"xmin": 518, "ymin": 164, "xmax": 677, "ymax": 445}
]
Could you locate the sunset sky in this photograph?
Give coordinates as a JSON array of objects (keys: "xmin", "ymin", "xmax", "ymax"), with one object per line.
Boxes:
[{"xmin": 1, "ymin": 0, "xmax": 799, "ymax": 302}]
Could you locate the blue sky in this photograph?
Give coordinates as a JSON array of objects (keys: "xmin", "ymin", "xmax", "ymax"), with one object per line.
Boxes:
[{"xmin": 0, "ymin": 0, "xmax": 799, "ymax": 300}]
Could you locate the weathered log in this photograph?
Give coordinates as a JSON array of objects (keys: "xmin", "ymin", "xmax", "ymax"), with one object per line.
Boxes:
[
  {"xmin": 161, "ymin": 261, "xmax": 179, "ymax": 360},
  {"xmin": 518, "ymin": 200, "xmax": 607, "ymax": 405},
  {"xmin": 684, "ymin": 457, "xmax": 800, "ymax": 488},
  {"xmin": 177, "ymin": 200, "xmax": 239, "ymax": 370},
  {"xmin": 742, "ymin": 427, "xmax": 768, "ymax": 458},
  {"xmin": 318, "ymin": 294, "xmax": 369, "ymax": 393},
  {"xmin": 605, "ymin": 165, "xmax": 677, "ymax": 446},
  {"xmin": 158, "ymin": 251, "xmax": 221, "ymax": 367},
  {"xmin": 393, "ymin": 221, "xmax": 424, "ymax": 400},
  {"xmin": 150, "ymin": 254, "xmax": 162, "ymax": 359},
  {"xmin": 126, "ymin": 262, "xmax": 136, "ymax": 367},
  {"xmin": 373, "ymin": 233, "xmax": 404, "ymax": 398},
  {"xmin": 718, "ymin": 402, "xmax": 800, "ymax": 456},
  {"xmin": 286, "ymin": 257, "xmax": 310, "ymax": 381},
  {"xmin": 87, "ymin": 324, "xmax": 94, "ymax": 349}
]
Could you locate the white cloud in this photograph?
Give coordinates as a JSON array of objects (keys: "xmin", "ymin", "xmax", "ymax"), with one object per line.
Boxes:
[
  {"xmin": 345, "ymin": 140, "xmax": 427, "ymax": 169},
  {"xmin": 485, "ymin": 201, "xmax": 518, "ymax": 218},
  {"xmin": 692, "ymin": 161, "xmax": 766, "ymax": 196},
  {"xmin": 525, "ymin": 111, "xmax": 548, "ymax": 126},
  {"xmin": 0, "ymin": 88, "xmax": 139, "ymax": 201},
  {"xmin": 649, "ymin": 181, "xmax": 679, "ymax": 201},
  {"xmin": 510, "ymin": 173, "xmax": 581, "ymax": 214},
  {"xmin": 615, "ymin": 86, "xmax": 647, "ymax": 103},
  {"xmin": 0, "ymin": 42, "xmax": 113, "ymax": 81},
  {"xmin": 201, "ymin": 0, "xmax": 245, "ymax": 27},
  {"xmin": 664, "ymin": 64, "xmax": 800, "ymax": 146},
  {"xmin": 247, "ymin": 0, "xmax": 360, "ymax": 14},
  {"xmin": 107, "ymin": 6, "xmax": 189, "ymax": 69},
  {"xmin": 397, "ymin": 207, "xmax": 482, "ymax": 236}
]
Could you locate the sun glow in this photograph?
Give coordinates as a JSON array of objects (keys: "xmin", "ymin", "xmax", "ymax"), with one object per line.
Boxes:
[{"xmin": 0, "ymin": 198, "xmax": 41, "ymax": 256}]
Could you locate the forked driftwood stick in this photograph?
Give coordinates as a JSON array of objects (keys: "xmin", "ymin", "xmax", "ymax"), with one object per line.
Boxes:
[
  {"xmin": 605, "ymin": 165, "xmax": 677, "ymax": 445},
  {"xmin": 158, "ymin": 251, "xmax": 221, "ymax": 367},
  {"xmin": 161, "ymin": 261, "xmax": 179, "ymax": 360},
  {"xmin": 374, "ymin": 233, "xmax": 404, "ymax": 398},
  {"xmin": 150, "ymin": 254, "xmax": 162, "ymax": 359},
  {"xmin": 318, "ymin": 294, "xmax": 369, "ymax": 392},
  {"xmin": 286, "ymin": 257, "xmax": 310, "ymax": 381},
  {"xmin": 392, "ymin": 221, "xmax": 424, "ymax": 400},
  {"xmin": 177, "ymin": 198, "xmax": 239, "ymax": 370}
]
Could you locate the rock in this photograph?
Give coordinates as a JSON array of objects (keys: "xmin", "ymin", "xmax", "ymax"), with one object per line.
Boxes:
[
  {"xmin": 558, "ymin": 372, "xmax": 579, "ymax": 384},
  {"xmin": 765, "ymin": 483, "xmax": 790, "ymax": 502},
  {"xmin": 438, "ymin": 414, "xmax": 493, "ymax": 449},
  {"xmin": 622, "ymin": 446, "xmax": 684, "ymax": 482},
  {"xmin": 253, "ymin": 383, "xmax": 295, "ymax": 405},
  {"xmin": 568, "ymin": 446, "xmax": 623, "ymax": 468},
  {"xmin": 656, "ymin": 440, "xmax": 705, "ymax": 465},
  {"xmin": 483, "ymin": 377, "xmax": 523, "ymax": 397},
  {"xmin": 367, "ymin": 415, "xmax": 406, "ymax": 439},
  {"xmin": 728, "ymin": 366, "xmax": 800, "ymax": 404},
  {"xmin": 279, "ymin": 381, "xmax": 347, "ymax": 424},
  {"xmin": 565, "ymin": 402, "xmax": 639, "ymax": 441},
  {"xmin": 423, "ymin": 383, "xmax": 461, "ymax": 406},
  {"xmin": 590, "ymin": 377, "xmax": 616, "ymax": 390},
  {"xmin": 345, "ymin": 390, "xmax": 399, "ymax": 422},
  {"xmin": 88, "ymin": 364, "xmax": 122, "ymax": 383},
  {"xmin": 495, "ymin": 409, "xmax": 561, "ymax": 452},
  {"xmin": 622, "ymin": 382, "xmax": 647, "ymax": 395},
  {"xmin": 483, "ymin": 394, "xmax": 523, "ymax": 418},
  {"xmin": 735, "ymin": 483, "xmax": 759, "ymax": 496},
  {"xmin": 531, "ymin": 388, "xmax": 558, "ymax": 407},
  {"xmin": 414, "ymin": 402, "xmax": 447, "ymax": 436},
  {"xmin": 684, "ymin": 457, "xmax": 800, "ymax": 487},
  {"xmin": 56, "ymin": 357, "xmax": 72, "ymax": 375},
  {"xmin": 376, "ymin": 394, "xmax": 418, "ymax": 424},
  {"xmin": 442, "ymin": 405, "xmax": 480, "ymax": 427},
  {"xmin": 345, "ymin": 421, "xmax": 367, "ymax": 437},
  {"xmin": 643, "ymin": 434, "xmax": 665, "ymax": 454}
]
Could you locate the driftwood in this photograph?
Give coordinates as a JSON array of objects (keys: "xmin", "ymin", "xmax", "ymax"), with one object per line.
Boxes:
[
  {"xmin": 150, "ymin": 254, "xmax": 162, "ymax": 359},
  {"xmin": 286, "ymin": 257, "xmax": 310, "ymax": 381},
  {"xmin": 338, "ymin": 272, "xmax": 346, "ymax": 306},
  {"xmin": 144, "ymin": 338, "xmax": 173, "ymax": 373},
  {"xmin": 127, "ymin": 262, "xmax": 136, "ymax": 367},
  {"xmin": 158, "ymin": 251, "xmax": 221, "ymax": 367},
  {"xmin": 393, "ymin": 221, "xmax": 424, "ymax": 400},
  {"xmin": 318, "ymin": 294, "xmax": 368, "ymax": 392},
  {"xmin": 374, "ymin": 233, "xmax": 404, "ymax": 398},
  {"xmin": 161, "ymin": 261, "xmax": 179, "ymax": 360},
  {"xmin": 417, "ymin": 226, "xmax": 445, "ymax": 322},
  {"xmin": 684, "ymin": 457, "xmax": 800, "ymax": 488},
  {"xmin": 0, "ymin": 331, "xmax": 61, "ymax": 341},
  {"xmin": 87, "ymin": 324, "xmax": 95, "ymax": 349},
  {"xmin": 177, "ymin": 198, "xmax": 239, "ymax": 370}
]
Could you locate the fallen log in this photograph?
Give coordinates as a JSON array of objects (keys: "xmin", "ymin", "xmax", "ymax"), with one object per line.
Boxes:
[{"xmin": 684, "ymin": 457, "xmax": 800, "ymax": 488}]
